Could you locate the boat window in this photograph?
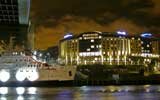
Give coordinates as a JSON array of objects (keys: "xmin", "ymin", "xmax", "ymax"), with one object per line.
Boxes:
[{"xmin": 69, "ymin": 71, "xmax": 72, "ymax": 76}]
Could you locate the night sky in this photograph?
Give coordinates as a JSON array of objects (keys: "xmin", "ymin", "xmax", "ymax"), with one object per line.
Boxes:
[{"xmin": 31, "ymin": 0, "xmax": 160, "ymax": 49}]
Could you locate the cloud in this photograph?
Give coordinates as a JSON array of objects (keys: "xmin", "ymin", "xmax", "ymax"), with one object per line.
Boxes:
[
  {"xmin": 31, "ymin": 0, "xmax": 155, "ymax": 24},
  {"xmin": 151, "ymin": 0, "xmax": 160, "ymax": 15},
  {"xmin": 35, "ymin": 16, "xmax": 147, "ymax": 49},
  {"xmin": 31, "ymin": 0, "xmax": 160, "ymax": 49},
  {"xmin": 35, "ymin": 25, "xmax": 65, "ymax": 49}
]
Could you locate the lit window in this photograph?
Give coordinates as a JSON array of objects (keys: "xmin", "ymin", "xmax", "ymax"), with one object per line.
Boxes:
[
  {"xmin": 91, "ymin": 45, "xmax": 94, "ymax": 48},
  {"xmin": 86, "ymin": 52, "xmax": 90, "ymax": 56},
  {"xmin": 96, "ymin": 45, "xmax": 99, "ymax": 48},
  {"xmin": 91, "ymin": 39, "xmax": 94, "ymax": 42},
  {"xmin": 141, "ymin": 41, "xmax": 143, "ymax": 44},
  {"xmin": 87, "ymin": 48, "xmax": 90, "ymax": 51},
  {"xmin": 99, "ymin": 45, "xmax": 102, "ymax": 48},
  {"xmin": 79, "ymin": 53, "xmax": 82, "ymax": 56},
  {"xmin": 91, "ymin": 52, "xmax": 94, "ymax": 56},
  {"xmin": 147, "ymin": 44, "xmax": 150, "ymax": 47},
  {"xmin": 82, "ymin": 52, "xmax": 87, "ymax": 56},
  {"xmin": 99, "ymin": 36, "xmax": 102, "ymax": 39}
]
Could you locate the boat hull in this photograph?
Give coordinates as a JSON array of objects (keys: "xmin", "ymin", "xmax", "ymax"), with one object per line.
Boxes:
[{"xmin": 0, "ymin": 65, "xmax": 77, "ymax": 84}]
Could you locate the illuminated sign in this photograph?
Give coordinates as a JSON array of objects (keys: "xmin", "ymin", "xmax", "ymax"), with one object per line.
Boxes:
[
  {"xmin": 141, "ymin": 33, "xmax": 152, "ymax": 38},
  {"xmin": 117, "ymin": 31, "xmax": 127, "ymax": 35},
  {"xmin": 64, "ymin": 33, "xmax": 73, "ymax": 39}
]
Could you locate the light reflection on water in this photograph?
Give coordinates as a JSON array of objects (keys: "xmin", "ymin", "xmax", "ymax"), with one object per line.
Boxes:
[
  {"xmin": 0, "ymin": 87, "xmax": 8, "ymax": 95},
  {"xmin": 17, "ymin": 96, "xmax": 24, "ymax": 100},
  {"xmin": 16, "ymin": 87, "xmax": 25, "ymax": 95},
  {"xmin": 0, "ymin": 85, "xmax": 160, "ymax": 100}
]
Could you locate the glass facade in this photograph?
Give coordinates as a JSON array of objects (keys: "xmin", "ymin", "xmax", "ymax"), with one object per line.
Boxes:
[
  {"xmin": 0, "ymin": 0, "xmax": 32, "ymax": 50},
  {"xmin": 0, "ymin": 0, "xmax": 19, "ymax": 24},
  {"xmin": 18, "ymin": 0, "xmax": 30, "ymax": 25}
]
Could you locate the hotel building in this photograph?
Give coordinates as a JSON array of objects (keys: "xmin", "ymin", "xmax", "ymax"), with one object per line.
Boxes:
[
  {"xmin": 59, "ymin": 31, "xmax": 160, "ymax": 67},
  {"xmin": 0, "ymin": 0, "xmax": 33, "ymax": 50}
]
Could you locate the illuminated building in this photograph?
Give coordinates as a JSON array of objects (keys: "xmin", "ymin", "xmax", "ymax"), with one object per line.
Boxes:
[
  {"xmin": 130, "ymin": 33, "xmax": 160, "ymax": 66},
  {"xmin": 59, "ymin": 31, "xmax": 160, "ymax": 66},
  {"xmin": 0, "ymin": 0, "xmax": 33, "ymax": 50},
  {"xmin": 102, "ymin": 32, "xmax": 131, "ymax": 65},
  {"xmin": 59, "ymin": 33, "xmax": 78, "ymax": 65}
]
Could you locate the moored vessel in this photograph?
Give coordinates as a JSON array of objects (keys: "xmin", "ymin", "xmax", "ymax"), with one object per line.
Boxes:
[{"xmin": 0, "ymin": 51, "xmax": 76, "ymax": 84}]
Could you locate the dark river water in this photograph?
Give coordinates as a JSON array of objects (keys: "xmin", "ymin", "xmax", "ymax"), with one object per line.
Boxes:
[{"xmin": 0, "ymin": 85, "xmax": 160, "ymax": 100}]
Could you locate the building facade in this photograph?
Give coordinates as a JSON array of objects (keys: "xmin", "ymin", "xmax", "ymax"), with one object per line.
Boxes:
[
  {"xmin": 59, "ymin": 32, "xmax": 160, "ymax": 67},
  {"xmin": 0, "ymin": 0, "xmax": 33, "ymax": 50}
]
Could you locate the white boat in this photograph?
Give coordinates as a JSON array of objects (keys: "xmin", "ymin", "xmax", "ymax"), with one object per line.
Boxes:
[{"xmin": 0, "ymin": 51, "xmax": 77, "ymax": 83}]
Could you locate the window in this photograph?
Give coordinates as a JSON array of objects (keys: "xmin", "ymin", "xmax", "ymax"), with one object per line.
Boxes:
[
  {"xmin": 141, "ymin": 41, "xmax": 143, "ymax": 44},
  {"xmin": 87, "ymin": 48, "xmax": 90, "ymax": 51},
  {"xmin": 69, "ymin": 71, "xmax": 72, "ymax": 76},
  {"xmin": 91, "ymin": 39, "xmax": 94, "ymax": 42},
  {"xmin": 91, "ymin": 45, "xmax": 94, "ymax": 48}
]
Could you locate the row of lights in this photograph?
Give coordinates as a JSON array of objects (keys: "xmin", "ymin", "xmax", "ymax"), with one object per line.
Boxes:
[
  {"xmin": 0, "ymin": 69, "xmax": 39, "ymax": 82},
  {"xmin": 64, "ymin": 31, "xmax": 153, "ymax": 39},
  {"xmin": 0, "ymin": 87, "xmax": 37, "ymax": 95}
]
